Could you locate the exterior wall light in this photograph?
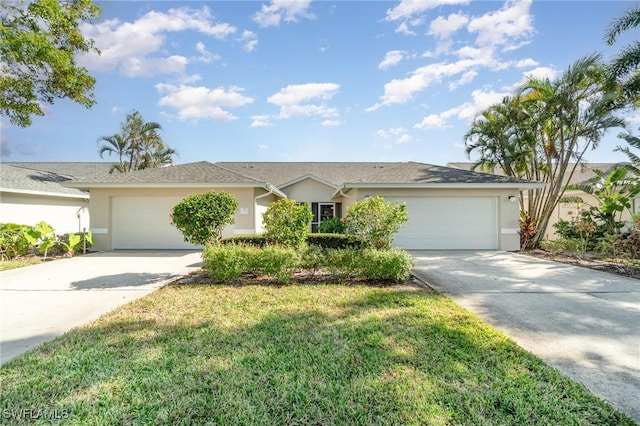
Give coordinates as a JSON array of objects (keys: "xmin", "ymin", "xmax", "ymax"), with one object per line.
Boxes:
[{"xmin": 507, "ymin": 195, "xmax": 517, "ymax": 202}]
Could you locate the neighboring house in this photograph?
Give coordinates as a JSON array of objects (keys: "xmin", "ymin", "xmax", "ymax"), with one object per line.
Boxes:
[
  {"xmin": 63, "ymin": 161, "xmax": 542, "ymax": 252},
  {"xmin": 0, "ymin": 162, "xmax": 113, "ymax": 234},
  {"xmin": 447, "ymin": 162, "xmax": 640, "ymax": 239}
]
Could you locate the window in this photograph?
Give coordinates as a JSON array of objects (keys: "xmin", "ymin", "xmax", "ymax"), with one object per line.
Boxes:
[{"xmin": 310, "ymin": 202, "xmax": 342, "ymax": 232}]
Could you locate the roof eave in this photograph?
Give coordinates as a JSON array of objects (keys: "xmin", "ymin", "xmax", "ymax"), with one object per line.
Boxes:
[
  {"xmin": 0, "ymin": 187, "xmax": 90, "ymax": 199},
  {"xmin": 61, "ymin": 182, "xmax": 267, "ymax": 189},
  {"xmin": 343, "ymin": 182, "xmax": 546, "ymax": 190}
]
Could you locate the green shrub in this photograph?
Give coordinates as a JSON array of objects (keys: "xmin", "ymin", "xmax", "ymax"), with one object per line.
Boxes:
[
  {"xmin": 359, "ymin": 248, "xmax": 414, "ymax": 281},
  {"xmin": 220, "ymin": 235, "xmax": 267, "ymax": 247},
  {"xmin": 306, "ymin": 233, "xmax": 362, "ymax": 250},
  {"xmin": 254, "ymin": 246, "xmax": 300, "ymax": 283},
  {"xmin": 171, "ymin": 192, "xmax": 238, "ymax": 245},
  {"xmin": 0, "ymin": 223, "xmax": 32, "ymax": 259},
  {"xmin": 343, "ymin": 196, "xmax": 408, "ymax": 250},
  {"xmin": 324, "ymin": 248, "xmax": 413, "ymax": 281},
  {"xmin": 203, "ymin": 244, "xmax": 300, "ymax": 284},
  {"xmin": 318, "ymin": 217, "xmax": 345, "ymax": 233},
  {"xmin": 263, "ymin": 199, "xmax": 313, "ymax": 247},
  {"xmin": 202, "ymin": 244, "xmax": 250, "ymax": 281}
]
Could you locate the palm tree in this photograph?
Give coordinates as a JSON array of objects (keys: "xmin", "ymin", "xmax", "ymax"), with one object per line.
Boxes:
[
  {"xmin": 615, "ymin": 129, "xmax": 640, "ymax": 174},
  {"xmin": 605, "ymin": 3, "xmax": 640, "ymax": 105},
  {"xmin": 97, "ymin": 133, "xmax": 129, "ymax": 173},
  {"xmin": 466, "ymin": 54, "xmax": 625, "ymax": 248},
  {"xmin": 121, "ymin": 110, "xmax": 164, "ymax": 172},
  {"xmin": 97, "ymin": 110, "xmax": 176, "ymax": 172}
]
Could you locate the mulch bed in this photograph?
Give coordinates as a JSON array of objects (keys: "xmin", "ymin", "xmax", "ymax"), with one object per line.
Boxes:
[
  {"xmin": 171, "ymin": 269, "xmax": 434, "ymax": 290},
  {"xmin": 520, "ymin": 249, "xmax": 640, "ymax": 280}
]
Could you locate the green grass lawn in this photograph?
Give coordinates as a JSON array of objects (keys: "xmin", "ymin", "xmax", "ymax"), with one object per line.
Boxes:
[
  {"xmin": 0, "ymin": 257, "xmax": 42, "ymax": 271},
  {"xmin": 1, "ymin": 283, "xmax": 633, "ymax": 425}
]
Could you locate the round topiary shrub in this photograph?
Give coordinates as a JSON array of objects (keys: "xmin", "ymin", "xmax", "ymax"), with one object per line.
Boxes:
[{"xmin": 171, "ymin": 192, "xmax": 238, "ymax": 245}]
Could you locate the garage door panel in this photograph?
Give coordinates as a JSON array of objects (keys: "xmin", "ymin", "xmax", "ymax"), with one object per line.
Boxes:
[
  {"xmin": 112, "ymin": 197, "xmax": 199, "ymax": 250},
  {"xmin": 388, "ymin": 197, "xmax": 497, "ymax": 250}
]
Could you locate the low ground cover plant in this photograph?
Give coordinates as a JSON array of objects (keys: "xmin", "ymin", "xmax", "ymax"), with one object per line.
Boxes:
[
  {"xmin": 0, "ymin": 285, "xmax": 633, "ymax": 425},
  {"xmin": 0, "ymin": 222, "xmax": 93, "ymax": 261}
]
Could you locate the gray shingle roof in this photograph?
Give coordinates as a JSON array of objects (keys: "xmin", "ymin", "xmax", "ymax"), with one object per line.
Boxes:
[
  {"xmin": 66, "ymin": 161, "xmax": 266, "ymax": 185},
  {"xmin": 219, "ymin": 161, "xmax": 535, "ymax": 187},
  {"xmin": 1, "ymin": 162, "xmax": 113, "ymax": 197},
  {"xmin": 447, "ymin": 162, "xmax": 630, "ymax": 186},
  {"xmin": 217, "ymin": 162, "xmax": 403, "ymax": 187}
]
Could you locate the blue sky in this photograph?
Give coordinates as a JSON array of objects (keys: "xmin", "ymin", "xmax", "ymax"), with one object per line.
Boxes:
[{"xmin": 1, "ymin": 0, "xmax": 638, "ymax": 166}]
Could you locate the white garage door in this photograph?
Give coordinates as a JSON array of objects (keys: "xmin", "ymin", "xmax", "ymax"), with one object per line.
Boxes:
[
  {"xmin": 388, "ymin": 197, "xmax": 498, "ymax": 250},
  {"xmin": 112, "ymin": 197, "xmax": 199, "ymax": 250}
]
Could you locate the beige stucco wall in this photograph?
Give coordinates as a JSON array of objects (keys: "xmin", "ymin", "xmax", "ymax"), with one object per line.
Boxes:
[
  {"xmin": 281, "ymin": 178, "xmax": 337, "ymax": 203},
  {"xmin": 0, "ymin": 192, "xmax": 89, "ymax": 234},
  {"xmin": 89, "ymin": 187, "xmax": 256, "ymax": 251},
  {"xmin": 349, "ymin": 187, "xmax": 521, "ymax": 251}
]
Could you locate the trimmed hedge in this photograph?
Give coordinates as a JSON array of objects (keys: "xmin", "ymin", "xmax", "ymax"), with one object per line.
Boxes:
[
  {"xmin": 202, "ymin": 244, "xmax": 413, "ymax": 283},
  {"xmin": 220, "ymin": 235, "xmax": 267, "ymax": 247},
  {"xmin": 221, "ymin": 233, "xmax": 362, "ymax": 250},
  {"xmin": 307, "ymin": 233, "xmax": 362, "ymax": 250}
]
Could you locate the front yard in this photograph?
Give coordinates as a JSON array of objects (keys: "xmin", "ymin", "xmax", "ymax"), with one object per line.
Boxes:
[{"xmin": 1, "ymin": 283, "xmax": 633, "ymax": 425}]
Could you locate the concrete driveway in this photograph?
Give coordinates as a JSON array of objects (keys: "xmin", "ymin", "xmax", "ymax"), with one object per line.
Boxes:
[
  {"xmin": 411, "ymin": 250, "xmax": 640, "ymax": 423},
  {"xmin": 0, "ymin": 251, "xmax": 202, "ymax": 366}
]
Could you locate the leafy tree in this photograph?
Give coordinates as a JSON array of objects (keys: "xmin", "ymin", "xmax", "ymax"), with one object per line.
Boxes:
[
  {"xmin": 615, "ymin": 129, "xmax": 640, "ymax": 175},
  {"xmin": 97, "ymin": 110, "xmax": 177, "ymax": 173},
  {"xmin": 343, "ymin": 196, "xmax": 408, "ymax": 250},
  {"xmin": 466, "ymin": 54, "xmax": 625, "ymax": 248},
  {"xmin": 171, "ymin": 192, "xmax": 238, "ymax": 245},
  {"xmin": 605, "ymin": 3, "xmax": 640, "ymax": 105},
  {"xmin": 0, "ymin": 0, "xmax": 101, "ymax": 127},
  {"xmin": 262, "ymin": 199, "xmax": 313, "ymax": 247}
]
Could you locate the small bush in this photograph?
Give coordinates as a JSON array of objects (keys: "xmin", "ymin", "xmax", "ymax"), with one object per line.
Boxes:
[
  {"xmin": 359, "ymin": 249, "xmax": 414, "ymax": 281},
  {"xmin": 318, "ymin": 217, "xmax": 345, "ymax": 233},
  {"xmin": 343, "ymin": 196, "xmax": 408, "ymax": 250},
  {"xmin": 254, "ymin": 246, "xmax": 300, "ymax": 283},
  {"xmin": 325, "ymin": 248, "xmax": 413, "ymax": 281},
  {"xmin": 263, "ymin": 199, "xmax": 313, "ymax": 247},
  {"xmin": 0, "ymin": 223, "xmax": 32, "ymax": 259},
  {"xmin": 203, "ymin": 244, "xmax": 250, "ymax": 281},
  {"xmin": 221, "ymin": 235, "xmax": 267, "ymax": 247},
  {"xmin": 172, "ymin": 192, "xmax": 238, "ymax": 245},
  {"xmin": 203, "ymin": 244, "xmax": 299, "ymax": 284},
  {"xmin": 307, "ymin": 234, "xmax": 362, "ymax": 250}
]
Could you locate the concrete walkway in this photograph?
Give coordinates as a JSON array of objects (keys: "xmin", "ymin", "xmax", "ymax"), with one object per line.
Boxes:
[
  {"xmin": 411, "ymin": 250, "xmax": 640, "ymax": 423},
  {"xmin": 0, "ymin": 251, "xmax": 202, "ymax": 366}
]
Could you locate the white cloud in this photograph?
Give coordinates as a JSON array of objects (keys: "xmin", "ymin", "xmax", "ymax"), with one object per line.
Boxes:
[
  {"xmin": 257, "ymin": 144, "xmax": 269, "ymax": 151},
  {"xmin": 386, "ymin": 0, "xmax": 470, "ymax": 22},
  {"xmin": 414, "ymin": 88, "xmax": 507, "ymax": 131},
  {"xmin": 78, "ymin": 7, "xmax": 236, "ymax": 77},
  {"xmin": 395, "ymin": 22, "xmax": 416, "ymax": 35},
  {"xmin": 448, "ymin": 70, "xmax": 478, "ymax": 90},
  {"xmin": 156, "ymin": 84, "xmax": 254, "ymax": 121},
  {"xmin": 414, "ymin": 114, "xmax": 448, "ymax": 130},
  {"xmin": 397, "ymin": 134, "xmax": 413, "ymax": 144},
  {"xmin": 375, "ymin": 127, "xmax": 406, "ymax": 138},
  {"xmin": 522, "ymin": 66, "xmax": 557, "ymax": 82},
  {"xmin": 429, "ymin": 13, "xmax": 468, "ymax": 39},
  {"xmin": 467, "ymin": 0, "xmax": 534, "ymax": 49},
  {"xmin": 626, "ymin": 114, "xmax": 640, "ymax": 124},
  {"xmin": 268, "ymin": 83, "xmax": 340, "ymax": 119},
  {"xmin": 253, "ymin": 0, "xmax": 314, "ymax": 27},
  {"xmin": 379, "ymin": 50, "xmax": 407, "ymax": 70},
  {"xmin": 251, "ymin": 115, "xmax": 271, "ymax": 127},
  {"xmin": 368, "ymin": 59, "xmax": 485, "ymax": 110},
  {"xmin": 321, "ymin": 120, "xmax": 341, "ymax": 127},
  {"xmin": 195, "ymin": 42, "xmax": 220, "ymax": 63},
  {"xmin": 240, "ymin": 30, "xmax": 259, "ymax": 52},
  {"xmin": 515, "ymin": 58, "xmax": 539, "ymax": 68}
]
